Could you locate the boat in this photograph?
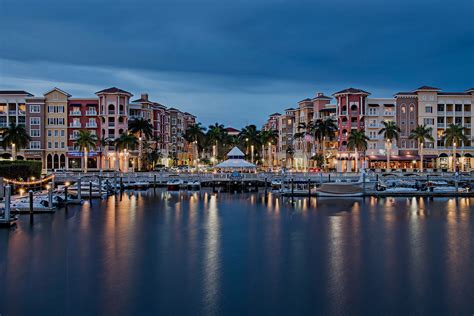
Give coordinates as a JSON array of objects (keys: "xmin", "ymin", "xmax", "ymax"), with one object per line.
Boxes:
[
  {"xmin": 384, "ymin": 187, "xmax": 419, "ymax": 193},
  {"xmin": 123, "ymin": 181, "xmax": 150, "ymax": 190},
  {"xmin": 167, "ymin": 175, "xmax": 183, "ymax": 191},
  {"xmin": 316, "ymin": 182, "xmax": 364, "ymax": 197},
  {"xmin": 187, "ymin": 180, "xmax": 201, "ymax": 190},
  {"xmin": 271, "ymin": 179, "xmax": 282, "ymax": 190}
]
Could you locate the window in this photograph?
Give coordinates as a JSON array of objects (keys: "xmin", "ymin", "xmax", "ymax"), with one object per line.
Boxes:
[
  {"xmin": 30, "ymin": 129, "xmax": 40, "ymax": 137},
  {"xmin": 54, "ymin": 130, "xmax": 58, "ymax": 137},
  {"xmin": 47, "ymin": 105, "xmax": 65, "ymax": 113},
  {"xmin": 60, "ymin": 130, "xmax": 65, "ymax": 137},
  {"xmin": 423, "ymin": 118, "xmax": 434, "ymax": 125},
  {"xmin": 61, "ymin": 142, "xmax": 65, "ymax": 148},
  {"xmin": 48, "ymin": 142, "xmax": 52, "ymax": 149},
  {"xmin": 30, "ymin": 117, "xmax": 40, "ymax": 125},
  {"xmin": 425, "ymin": 106, "xmax": 433, "ymax": 113},
  {"xmin": 48, "ymin": 130, "xmax": 52, "ymax": 137},
  {"xmin": 438, "ymin": 104, "xmax": 444, "ymax": 112},
  {"xmin": 401, "ymin": 106, "xmax": 406, "ymax": 114},
  {"xmin": 29, "ymin": 141, "xmax": 40, "ymax": 149},
  {"xmin": 171, "ymin": 118, "xmax": 177, "ymax": 125},
  {"xmin": 30, "ymin": 105, "xmax": 40, "ymax": 113},
  {"xmin": 48, "ymin": 118, "xmax": 65, "ymax": 125},
  {"xmin": 54, "ymin": 142, "xmax": 59, "ymax": 148}
]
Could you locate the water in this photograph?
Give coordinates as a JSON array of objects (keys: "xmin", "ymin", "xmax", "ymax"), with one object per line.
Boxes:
[{"xmin": 1, "ymin": 191, "xmax": 473, "ymax": 315}]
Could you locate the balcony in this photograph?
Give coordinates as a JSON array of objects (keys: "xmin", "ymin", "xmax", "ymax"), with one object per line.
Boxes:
[
  {"xmin": 8, "ymin": 110, "xmax": 16, "ymax": 115},
  {"xmin": 69, "ymin": 122, "xmax": 82, "ymax": 128},
  {"xmin": 341, "ymin": 111, "xmax": 348, "ymax": 115},
  {"xmin": 438, "ymin": 110, "xmax": 445, "ymax": 115},
  {"xmin": 368, "ymin": 123, "xmax": 379, "ymax": 128},
  {"xmin": 464, "ymin": 111, "xmax": 471, "ymax": 116},
  {"xmin": 446, "ymin": 111, "xmax": 454, "ymax": 116},
  {"xmin": 69, "ymin": 135, "xmax": 78, "ymax": 140},
  {"xmin": 465, "ymin": 123, "xmax": 471, "ymax": 128},
  {"xmin": 437, "ymin": 122, "xmax": 445, "ymax": 128},
  {"xmin": 86, "ymin": 122, "xmax": 97, "ymax": 128},
  {"xmin": 86, "ymin": 111, "xmax": 97, "ymax": 116},
  {"xmin": 383, "ymin": 111, "xmax": 395, "ymax": 116},
  {"xmin": 108, "ymin": 110, "xmax": 115, "ymax": 115},
  {"xmin": 0, "ymin": 123, "xmax": 7, "ymax": 128},
  {"xmin": 18, "ymin": 110, "xmax": 26, "ymax": 115},
  {"xmin": 69, "ymin": 111, "xmax": 81, "ymax": 116}
]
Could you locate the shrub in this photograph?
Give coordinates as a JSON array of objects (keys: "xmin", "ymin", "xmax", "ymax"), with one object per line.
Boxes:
[{"xmin": 0, "ymin": 161, "xmax": 42, "ymax": 180}]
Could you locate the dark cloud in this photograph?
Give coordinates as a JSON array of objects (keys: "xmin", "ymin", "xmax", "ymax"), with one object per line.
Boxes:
[{"xmin": 0, "ymin": 0, "xmax": 473, "ymax": 126}]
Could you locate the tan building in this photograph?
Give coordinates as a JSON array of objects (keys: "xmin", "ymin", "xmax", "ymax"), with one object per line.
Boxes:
[{"xmin": 44, "ymin": 88, "xmax": 70, "ymax": 170}]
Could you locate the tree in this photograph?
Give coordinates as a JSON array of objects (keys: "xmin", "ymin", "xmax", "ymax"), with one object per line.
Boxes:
[
  {"xmin": 409, "ymin": 125, "xmax": 434, "ymax": 171},
  {"xmin": 184, "ymin": 123, "xmax": 206, "ymax": 162},
  {"xmin": 74, "ymin": 130, "xmax": 97, "ymax": 172},
  {"xmin": 207, "ymin": 123, "xmax": 226, "ymax": 162},
  {"xmin": 0, "ymin": 123, "xmax": 31, "ymax": 160},
  {"xmin": 98, "ymin": 136, "xmax": 112, "ymax": 171},
  {"xmin": 114, "ymin": 133, "xmax": 138, "ymax": 171},
  {"xmin": 294, "ymin": 121, "xmax": 314, "ymax": 171},
  {"xmin": 259, "ymin": 129, "xmax": 278, "ymax": 167},
  {"xmin": 128, "ymin": 118, "xmax": 153, "ymax": 170},
  {"xmin": 312, "ymin": 117, "xmax": 337, "ymax": 170},
  {"xmin": 286, "ymin": 146, "xmax": 295, "ymax": 169},
  {"xmin": 238, "ymin": 125, "xmax": 261, "ymax": 163},
  {"xmin": 347, "ymin": 130, "xmax": 369, "ymax": 172},
  {"xmin": 378, "ymin": 121, "xmax": 401, "ymax": 170},
  {"xmin": 443, "ymin": 124, "xmax": 468, "ymax": 171}
]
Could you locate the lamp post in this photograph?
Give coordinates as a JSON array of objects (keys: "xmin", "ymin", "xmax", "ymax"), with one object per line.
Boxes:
[
  {"xmin": 385, "ymin": 139, "xmax": 392, "ymax": 171},
  {"xmin": 453, "ymin": 142, "xmax": 457, "ymax": 172},
  {"xmin": 138, "ymin": 136, "xmax": 143, "ymax": 171},
  {"xmin": 11, "ymin": 143, "xmax": 16, "ymax": 161}
]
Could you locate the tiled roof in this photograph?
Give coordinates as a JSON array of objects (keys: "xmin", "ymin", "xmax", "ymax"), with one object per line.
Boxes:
[
  {"xmin": 313, "ymin": 94, "xmax": 332, "ymax": 100},
  {"xmin": 466, "ymin": 88, "xmax": 474, "ymax": 93},
  {"xmin": 0, "ymin": 90, "xmax": 33, "ymax": 96},
  {"xmin": 131, "ymin": 98, "xmax": 151, "ymax": 103},
  {"xmin": 95, "ymin": 87, "xmax": 132, "ymax": 95},
  {"xmin": 225, "ymin": 127, "xmax": 240, "ymax": 133},
  {"xmin": 438, "ymin": 92, "xmax": 470, "ymax": 96},
  {"xmin": 333, "ymin": 88, "xmax": 370, "ymax": 95},
  {"xmin": 298, "ymin": 98, "xmax": 311, "ymax": 103},
  {"xmin": 269, "ymin": 112, "xmax": 281, "ymax": 117},
  {"xmin": 415, "ymin": 85, "xmax": 440, "ymax": 91},
  {"xmin": 44, "ymin": 87, "xmax": 71, "ymax": 97},
  {"xmin": 394, "ymin": 91, "xmax": 416, "ymax": 95}
]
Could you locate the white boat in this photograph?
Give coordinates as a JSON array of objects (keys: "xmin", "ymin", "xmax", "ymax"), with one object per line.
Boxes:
[
  {"xmin": 271, "ymin": 180, "xmax": 282, "ymax": 190},
  {"xmin": 123, "ymin": 181, "xmax": 150, "ymax": 189},
  {"xmin": 187, "ymin": 180, "xmax": 201, "ymax": 190},
  {"xmin": 384, "ymin": 187, "xmax": 419, "ymax": 193},
  {"xmin": 316, "ymin": 182, "xmax": 364, "ymax": 197},
  {"xmin": 167, "ymin": 176, "xmax": 183, "ymax": 191}
]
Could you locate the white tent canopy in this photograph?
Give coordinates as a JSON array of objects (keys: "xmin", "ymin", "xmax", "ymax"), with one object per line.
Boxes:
[{"xmin": 215, "ymin": 146, "xmax": 256, "ymax": 169}]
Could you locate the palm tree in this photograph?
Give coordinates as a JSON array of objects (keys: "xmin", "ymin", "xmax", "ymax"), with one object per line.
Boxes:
[
  {"xmin": 128, "ymin": 118, "xmax": 153, "ymax": 171},
  {"xmin": 409, "ymin": 125, "xmax": 434, "ymax": 171},
  {"xmin": 378, "ymin": 121, "xmax": 401, "ymax": 170},
  {"xmin": 286, "ymin": 146, "xmax": 295, "ymax": 169},
  {"xmin": 207, "ymin": 123, "xmax": 226, "ymax": 162},
  {"xmin": 347, "ymin": 130, "xmax": 369, "ymax": 172},
  {"xmin": 312, "ymin": 117, "xmax": 337, "ymax": 170},
  {"xmin": 74, "ymin": 130, "xmax": 97, "ymax": 172},
  {"xmin": 0, "ymin": 123, "xmax": 31, "ymax": 160},
  {"xmin": 238, "ymin": 125, "xmax": 261, "ymax": 163},
  {"xmin": 98, "ymin": 136, "xmax": 112, "ymax": 171},
  {"xmin": 114, "ymin": 133, "xmax": 138, "ymax": 171},
  {"xmin": 294, "ymin": 121, "xmax": 314, "ymax": 171},
  {"xmin": 184, "ymin": 123, "xmax": 206, "ymax": 163},
  {"xmin": 443, "ymin": 124, "xmax": 468, "ymax": 171},
  {"xmin": 259, "ymin": 129, "xmax": 278, "ymax": 167}
]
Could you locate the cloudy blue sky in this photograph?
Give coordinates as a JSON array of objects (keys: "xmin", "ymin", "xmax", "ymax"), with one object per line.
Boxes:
[{"xmin": 0, "ymin": 0, "xmax": 473, "ymax": 128}]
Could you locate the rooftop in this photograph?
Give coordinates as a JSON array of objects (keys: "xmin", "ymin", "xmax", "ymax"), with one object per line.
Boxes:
[
  {"xmin": 95, "ymin": 87, "xmax": 133, "ymax": 95},
  {"xmin": 0, "ymin": 90, "xmax": 33, "ymax": 96},
  {"xmin": 333, "ymin": 87, "xmax": 370, "ymax": 95}
]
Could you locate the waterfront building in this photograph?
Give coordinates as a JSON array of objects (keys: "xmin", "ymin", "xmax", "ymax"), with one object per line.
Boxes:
[
  {"xmin": 67, "ymin": 98, "xmax": 101, "ymax": 169},
  {"xmin": 44, "ymin": 88, "xmax": 70, "ymax": 170},
  {"xmin": 0, "ymin": 90, "xmax": 31, "ymax": 160},
  {"xmin": 0, "ymin": 87, "xmax": 198, "ymax": 172},
  {"xmin": 266, "ymin": 86, "xmax": 474, "ymax": 172}
]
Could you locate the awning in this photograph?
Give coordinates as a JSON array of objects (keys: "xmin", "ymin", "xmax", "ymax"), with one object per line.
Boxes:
[
  {"xmin": 384, "ymin": 104, "xmax": 395, "ymax": 107},
  {"xmin": 368, "ymin": 104, "xmax": 380, "ymax": 107},
  {"xmin": 464, "ymin": 153, "xmax": 473, "ymax": 157},
  {"xmin": 439, "ymin": 153, "xmax": 448, "ymax": 157},
  {"xmin": 215, "ymin": 159, "xmax": 256, "ymax": 169}
]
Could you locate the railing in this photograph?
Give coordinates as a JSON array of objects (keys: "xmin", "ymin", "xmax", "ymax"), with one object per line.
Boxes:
[
  {"xmin": 108, "ymin": 110, "xmax": 115, "ymax": 115},
  {"xmin": 86, "ymin": 122, "xmax": 97, "ymax": 128},
  {"xmin": 69, "ymin": 135, "xmax": 78, "ymax": 140},
  {"xmin": 86, "ymin": 111, "xmax": 97, "ymax": 116},
  {"xmin": 69, "ymin": 111, "xmax": 81, "ymax": 116},
  {"xmin": 446, "ymin": 111, "xmax": 454, "ymax": 116},
  {"xmin": 368, "ymin": 123, "xmax": 379, "ymax": 128},
  {"xmin": 383, "ymin": 111, "xmax": 395, "ymax": 116},
  {"xmin": 69, "ymin": 123, "xmax": 82, "ymax": 128},
  {"xmin": 8, "ymin": 110, "xmax": 16, "ymax": 115},
  {"xmin": 464, "ymin": 123, "xmax": 471, "ymax": 128},
  {"xmin": 464, "ymin": 111, "xmax": 471, "ymax": 116},
  {"xmin": 437, "ymin": 122, "xmax": 445, "ymax": 128}
]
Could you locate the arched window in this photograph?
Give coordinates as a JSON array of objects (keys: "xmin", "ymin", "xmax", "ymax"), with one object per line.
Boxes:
[
  {"xmin": 47, "ymin": 154, "xmax": 52, "ymax": 169},
  {"xmin": 350, "ymin": 104, "xmax": 358, "ymax": 111},
  {"xmin": 401, "ymin": 106, "xmax": 406, "ymax": 114},
  {"xmin": 108, "ymin": 104, "xmax": 115, "ymax": 114},
  {"xmin": 54, "ymin": 154, "xmax": 59, "ymax": 169},
  {"xmin": 60, "ymin": 154, "xmax": 66, "ymax": 168}
]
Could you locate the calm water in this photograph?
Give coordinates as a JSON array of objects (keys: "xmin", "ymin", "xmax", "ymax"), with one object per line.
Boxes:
[{"xmin": 0, "ymin": 191, "xmax": 473, "ymax": 315}]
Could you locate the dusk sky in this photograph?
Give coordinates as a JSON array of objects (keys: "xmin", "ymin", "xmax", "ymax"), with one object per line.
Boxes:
[{"xmin": 1, "ymin": 0, "xmax": 473, "ymax": 128}]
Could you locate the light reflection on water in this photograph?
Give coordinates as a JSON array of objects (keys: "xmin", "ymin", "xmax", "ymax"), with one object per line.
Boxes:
[{"xmin": 0, "ymin": 191, "xmax": 473, "ymax": 315}]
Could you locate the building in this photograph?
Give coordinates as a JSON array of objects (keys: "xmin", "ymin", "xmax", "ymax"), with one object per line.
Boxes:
[{"xmin": 0, "ymin": 87, "xmax": 199, "ymax": 172}]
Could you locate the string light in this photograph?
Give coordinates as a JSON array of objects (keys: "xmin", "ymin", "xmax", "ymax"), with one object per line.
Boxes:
[{"xmin": 4, "ymin": 174, "xmax": 55, "ymax": 185}]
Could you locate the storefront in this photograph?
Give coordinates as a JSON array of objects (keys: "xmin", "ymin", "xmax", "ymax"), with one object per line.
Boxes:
[{"xmin": 367, "ymin": 155, "xmax": 436, "ymax": 171}]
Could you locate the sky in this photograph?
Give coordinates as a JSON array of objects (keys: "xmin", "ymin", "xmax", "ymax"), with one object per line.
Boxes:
[{"xmin": 0, "ymin": 0, "xmax": 473, "ymax": 128}]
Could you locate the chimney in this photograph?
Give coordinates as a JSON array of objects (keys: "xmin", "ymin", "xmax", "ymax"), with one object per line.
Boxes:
[
  {"xmin": 317, "ymin": 92, "xmax": 323, "ymax": 97},
  {"xmin": 141, "ymin": 93, "xmax": 149, "ymax": 101}
]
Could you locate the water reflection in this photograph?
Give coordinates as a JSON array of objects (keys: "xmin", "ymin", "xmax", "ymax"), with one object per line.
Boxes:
[{"xmin": 0, "ymin": 192, "xmax": 473, "ymax": 315}]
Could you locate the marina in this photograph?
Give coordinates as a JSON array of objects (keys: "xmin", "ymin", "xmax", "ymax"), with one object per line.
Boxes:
[{"xmin": 1, "ymin": 190, "xmax": 473, "ymax": 315}]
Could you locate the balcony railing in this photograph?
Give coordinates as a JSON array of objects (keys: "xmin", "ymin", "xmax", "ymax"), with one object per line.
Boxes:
[
  {"xmin": 446, "ymin": 111, "xmax": 454, "ymax": 116},
  {"xmin": 86, "ymin": 122, "xmax": 97, "ymax": 128},
  {"xmin": 383, "ymin": 111, "xmax": 395, "ymax": 116},
  {"xmin": 368, "ymin": 123, "xmax": 379, "ymax": 128},
  {"xmin": 8, "ymin": 110, "xmax": 16, "ymax": 115},
  {"xmin": 437, "ymin": 122, "xmax": 445, "ymax": 128},
  {"xmin": 69, "ymin": 135, "xmax": 78, "ymax": 140},
  {"xmin": 69, "ymin": 111, "xmax": 81, "ymax": 116},
  {"xmin": 465, "ymin": 123, "xmax": 471, "ymax": 128},
  {"xmin": 108, "ymin": 110, "xmax": 115, "ymax": 115},
  {"xmin": 464, "ymin": 111, "xmax": 471, "ymax": 116},
  {"xmin": 86, "ymin": 111, "xmax": 97, "ymax": 116},
  {"xmin": 69, "ymin": 123, "xmax": 82, "ymax": 128}
]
